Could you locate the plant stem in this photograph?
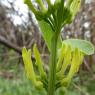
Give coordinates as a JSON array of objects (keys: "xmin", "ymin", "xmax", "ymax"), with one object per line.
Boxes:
[
  {"xmin": 46, "ymin": 0, "xmax": 52, "ymax": 7},
  {"xmin": 48, "ymin": 32, "xmax": 58, "ymax": 95}
]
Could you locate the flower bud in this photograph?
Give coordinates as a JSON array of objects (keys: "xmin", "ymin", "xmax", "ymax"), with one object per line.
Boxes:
[
  {"xmin": 56, "ymin": 44, "xmax": 67, "ymax": 72},
  {"xmin": 33, "ymin": 44, "xmax": 47, "ymax": 79},
  {"xmin": 66, "ymin": 48, "xmax": 83, "ymax": 82},
  {"xmin": 66, "ymin": 0, "xmax": 81, "ymax": 23}
]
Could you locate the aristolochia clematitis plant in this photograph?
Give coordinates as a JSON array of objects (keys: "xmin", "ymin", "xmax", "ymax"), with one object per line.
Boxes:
[{"xmin": 22, "ymin": 0, "xmax": 95, "ymax": 95}]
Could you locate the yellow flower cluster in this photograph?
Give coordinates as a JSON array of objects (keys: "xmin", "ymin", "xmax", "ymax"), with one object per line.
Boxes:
[
  {"xmin": 22, "ymin": 43, "xmax": 84, "ymax": 90},
  {"xmin": 56, "ymin": 44, "xmax": 84, "ymax": 88}
]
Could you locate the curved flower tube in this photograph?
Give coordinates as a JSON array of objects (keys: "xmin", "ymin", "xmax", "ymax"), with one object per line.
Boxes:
[{"xmin": 22, "ymin": 47, "xmax": 43, "ymax": 89}]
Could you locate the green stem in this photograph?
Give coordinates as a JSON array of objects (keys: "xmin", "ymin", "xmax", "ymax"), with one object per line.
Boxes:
[
  {"xmin": 48, "ymin": 32, "xmax": 58, "ymax": 95},
  {"xmin": 24, "ymin": 0, "xmax": 37, "ymax": 14},
  {"xmin": 36, "ymin": 0, "xmax": 47, "ymax": 12},
  {"xmin": 46, "ymin": 0, "xmax": 52, "ymax": 7}
]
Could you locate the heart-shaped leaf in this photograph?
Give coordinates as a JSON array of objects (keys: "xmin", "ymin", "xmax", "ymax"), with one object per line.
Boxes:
[{"xmin": 63, "ymin": 39, "xmax": 94, "ymax": 55}]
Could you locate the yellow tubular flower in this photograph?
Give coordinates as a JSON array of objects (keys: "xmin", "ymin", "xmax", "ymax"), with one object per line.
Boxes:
[
  {"xmin": 33, "ymin": 44, "xmax": 46, "ymax": 79},
  {"xmin": 66, "ymin": 48, "xmax": 83, "ymax": 82},
  {"xmin": 22, "ymin": 47, "xmax": 43, "ymax": 89},
  {"xmin": 58, "ymin": 45, "xmax": 72, "ymax": 77},
  {"xmin": 70, "ymin": 0, "xmax": 81, "ymax": 19},
  {"xmin": 56, "ymin": 44, "xmax": 67, "ymax": 72},
  {"xmin": 61, "ymin": 48, "xmax": 84, "ymax": 86}
]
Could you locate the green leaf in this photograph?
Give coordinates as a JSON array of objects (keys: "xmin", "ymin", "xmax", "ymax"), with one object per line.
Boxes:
[
  {"xmin": 38, "ymin": 20, "xmax": 61, "ymax": 51},
  {"xmin": 63, "ymin": 39, "xmax": 94, "ymax": 55},
  {"xmin": 38, "ymin": 20, "xmax": 53, "ymax": 51}
]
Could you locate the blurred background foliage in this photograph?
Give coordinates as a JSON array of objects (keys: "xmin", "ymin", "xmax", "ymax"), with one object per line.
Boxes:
[{"xmin": 0, "ymin": 0, "xmax": 95, "ymax": 95}]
